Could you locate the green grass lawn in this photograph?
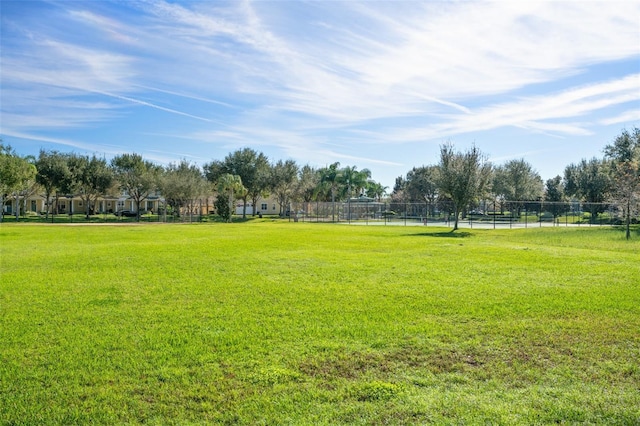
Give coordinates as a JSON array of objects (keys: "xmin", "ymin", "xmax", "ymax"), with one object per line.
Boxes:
[{"xmin": 1, "ymin": 222, "xmax": 639, "ymax": 424}]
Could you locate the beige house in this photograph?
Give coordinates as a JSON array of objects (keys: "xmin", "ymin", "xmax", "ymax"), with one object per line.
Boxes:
[
  {"xmin": 4, "ymin": 191, "xmax": 281, "ymax": 218},
  {"xmin": 2, "ymin": 193, "xmax": 164, "ymax": 216},
  {"xmin": 235, "ymin": 197, "xmax": 280, "ymax": 216}
]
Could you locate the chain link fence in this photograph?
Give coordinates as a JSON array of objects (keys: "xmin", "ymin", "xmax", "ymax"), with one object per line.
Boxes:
[
  {"xmin": 5, "ymin": 199, "xmax": 637, "ymax": 227},
  {"xmin": 288, "ymin": 200, "xmax": 637, "ymax": 228}
]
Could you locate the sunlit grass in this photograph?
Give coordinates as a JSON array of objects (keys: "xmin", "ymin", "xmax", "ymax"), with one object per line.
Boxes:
[{"xmin": 1, "ymin": 222, "xmax": 639, "ymax": 424}]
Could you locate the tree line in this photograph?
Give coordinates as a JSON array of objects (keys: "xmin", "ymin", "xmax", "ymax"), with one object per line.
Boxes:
[
  {"xmin": 391, "ymin": 128, "xmax": 639, "ymax": 236},
  {"xmin": 1, "ymin": 128, "xmax": 638, "ymax": 236},
  {"xmin": 0, "ymin": 146, "xmax": 384, "ymax": 224}
]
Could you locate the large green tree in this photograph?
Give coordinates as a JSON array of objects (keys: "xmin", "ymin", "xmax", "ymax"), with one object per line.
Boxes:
[
  {"xmin": 405, "ymin": 165, "xmax": 439, "ymax": 213},
  {"xmin": 493, "ymin": 159, "xmax": 543, "ymax": 201},
  {"xmin": 204, "ymin": 148, "xmax": 269, "ymax": 218},
  {"xmin": 544, "ymin": 175, "xmax": 569, "ymax": 219},
  {"xmin": 295, "ymin": 165, "xmax": 320, "ymax": 203},
  {"xmin": 604, "ymin": 127, "xmax": 640, "ymax": 239},
  {"xmin": 64, "ymin": 154, "xmax": 113, "ymax": 219},
  {"xmin": 270, "ymin": 159, "xmax": 299, "ymax": 216},
  {"xmin": 390, "ymin": 176, "xmax": 409, "ymax": 205},
  {"xmin": 161, "ymin": 160, "xmax": 209, "ymax": 221},
  {"xmin": 0, "ymin": 144, "xmax": 37, "ymax": 222},
  {"xmin": 564, "ymin": 158, "xmax": 611, "ymax": 222},
  {"xmin": 436, "ymin": 143, "xmax": 492, "ymax": 231},
  {"xmin": 493, "ymin": 159, "xmax": 543, "ymax": 216},
  {"xmin": 35, "ymin": 150, "xmax": 70, "ymax": 219},
  {"xmin": 111, "ymin": 153, "xmax": 160, "ymax": 221}
]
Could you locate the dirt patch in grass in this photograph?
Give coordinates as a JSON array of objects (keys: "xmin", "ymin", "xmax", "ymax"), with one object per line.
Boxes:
[
  {"xmin": 386, "ymin": 344, "xmax": 486, "ymax": 374},
  {"xmin": 299, "ymin": 350, "xmax": 390, "ymax": 380},
  {"xmin": 299, "ymin": 344, "xmax": 488, "ymax": 383}
]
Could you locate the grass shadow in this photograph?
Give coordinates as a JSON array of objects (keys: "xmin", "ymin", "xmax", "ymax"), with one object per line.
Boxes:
[{"xmin": 407, "ymin": 230, "xmax": 472, "ymax": 238}]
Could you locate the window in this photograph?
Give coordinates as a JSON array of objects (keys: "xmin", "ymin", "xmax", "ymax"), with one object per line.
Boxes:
[
  {"xmin": 261, "ymin": 203, "xmax": 267, "ymax": 211},
  {"xmin": 272, "ymin": 204, "xmax": 276, "ymax": 211}
]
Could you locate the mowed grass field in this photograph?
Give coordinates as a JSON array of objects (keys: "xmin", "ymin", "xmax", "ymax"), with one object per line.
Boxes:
[{"xmin": 1, "ymin": 222, "xmax": 639, "ymax": 425}]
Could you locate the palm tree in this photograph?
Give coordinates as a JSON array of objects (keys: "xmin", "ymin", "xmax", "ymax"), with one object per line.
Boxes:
[
  {"xmin": 353, "ymin": 168, "xmax": 372, "ymax": 197},
  {"xmin": 217, "ymin": 174, "xmax": 244, "ymax": 222},
  {"xmin": 319, "ymin": 162, "xmax": 340, "ymax": 221},
  {"xmin": 366, "ymin": 181, "xmax": 387, "ymax": 201},
  {"xmin": 339, "ymin": 166, "xmax": 371, "ymax": 199}
]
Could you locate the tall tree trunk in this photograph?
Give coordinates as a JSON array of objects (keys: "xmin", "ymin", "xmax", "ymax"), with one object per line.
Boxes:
[
  {"xmin": 453, "ymin": 205, "xmax": 459, "ymax": 231},
  {"xmin": 85, "ymin": 195, "xmax": 90, "ymax": 220},
  {"xmin": 626, "ymin": 198, "xmax": 631, "ymax": 240},
  {"xmin": 15, "ymin": 194, "xmax": 20, "ymax": 221},
  {"xmin": 331, "ymin": 188, "xmax": 336, "ymax": 222},
  {"xmin": 45, "ymin": 192, "xmax": 51, "ymax": 220}
]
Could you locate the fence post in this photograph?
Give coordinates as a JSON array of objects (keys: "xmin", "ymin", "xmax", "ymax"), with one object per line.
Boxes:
[
  {"xmin": 366, "ymin": 202, "xmax": 368, "ymax": 225},
  {"xmin": 425, "ymin": 202, "xmax": 428, "ymax": 226},
  {"xmin": 385, "ymin": 202, "xmax": 388, "ymax": 225},
  {"xmin": 539, "ymin": 201, "xmax": 542, "ymax": 228},
  {"xmin": 509, "ymin": 204, "xmax": 512, "ymax": 229},
  {"xmin": 493, "ymin": 200, "xmax": 496, "ymax": 229}
]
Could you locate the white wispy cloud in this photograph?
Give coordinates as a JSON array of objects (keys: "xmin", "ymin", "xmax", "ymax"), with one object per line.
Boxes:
[
  {"xmin": 1, "ymin": 0, "xmax": 638, "ymax": 180},
  {"xmin": 196, "ymin": 0, "xmax": 639, "ymax": 124},
  {"xmin": 1, "ymin": 130, "xmax": 190, "ymax": 165},
  {"xmin": 67, "ymin": 9, "xmax": 139, "ymax": 46},
  {"xmin": 136, "ymin": 85, "xmax": 237, "ymax": 109},
  {"xmin": 489, "ymin": 148, "xmax": 561, "ymax": 165},
  {"xmin": 1, "ymin": 130, "xmax": 121, "ymax": 154},
  {"xmin": 599, "ymin": 110, "xmax": 640, "ymax": 126},
  {"xmin": 94, "ymin": 91, "xmax": 214, "ymax": 122},
  {"xmin": 7, "ymin": 0, "xmax": 639, "ymax": 128},
  {"xmin": 377, "ymin": 74, "xmax": 640, "ymax": 142}
]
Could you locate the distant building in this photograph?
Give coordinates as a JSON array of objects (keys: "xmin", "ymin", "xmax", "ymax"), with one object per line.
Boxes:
[
  {"xmin": 3, "ymin": 192, "xmax": 280, "ymax": 218},
  {"xmin": 2, "ymin": 192, "xmax": 164, "ymax": 216},
  {"xmin": 235, "ymin": 197, "xmax": 279, "ymax": 216}
]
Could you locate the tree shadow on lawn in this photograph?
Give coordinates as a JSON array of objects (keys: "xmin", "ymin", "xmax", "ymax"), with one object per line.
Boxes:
[{"xmin": 406, "ymin": 230, "xmax": 472, "ymax": 238}]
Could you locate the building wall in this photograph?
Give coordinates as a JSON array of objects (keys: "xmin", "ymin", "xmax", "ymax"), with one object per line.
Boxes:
[
  {"xmin": 7, "ymin": 193, "xmax": 279, "ymax": 217},
  {"xmin": 235, "ymin": 196, "xmax": 279, "ymax": 215},
  {"xmin": 4, "ymin": 194, "xmax": 164, "ymax": 215}
]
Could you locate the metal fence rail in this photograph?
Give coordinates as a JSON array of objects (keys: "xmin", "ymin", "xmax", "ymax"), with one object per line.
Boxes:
[
  {"xmin": 4, "ymin": 199, "xmax": 637, "ymax": 227},
  {"xmin": 289, "ymin": 200, "xmax": 637, "ymax": 228}
]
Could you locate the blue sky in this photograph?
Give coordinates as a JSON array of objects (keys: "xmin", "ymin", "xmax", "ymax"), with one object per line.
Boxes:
[{"xmin": 2, "ymin": 0, "xmax": 639, "ymax": 190}]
